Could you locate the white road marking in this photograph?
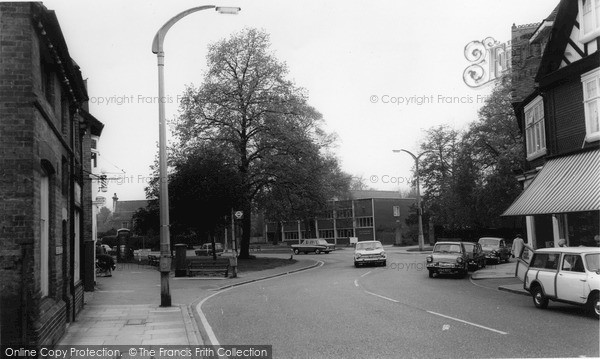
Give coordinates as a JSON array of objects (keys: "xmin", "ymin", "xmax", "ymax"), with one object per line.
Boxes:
[
  {"xmin": 360, "ymin": 271, "xmax": 372, "ymax": 278},
  {"xmin": 426, "ymin": 310, "xmax": 508, "ymax": 335},
  {"xmin": 196, "ymin": 260, "xmax": 324, "ymax": 346},
  {"xmin": 354, "ymin": 280, "xmax": 359, "ymax": 287},
  {"xmin": 196, "ymin": 287, "xmax": 233, "ymax": 346},
  {"xmin": 364, "ymin": 290, "xmax": 399, "ymax": 303},
  {"xmin": 359, "ymin": 284, "xmax": 509, "ymax": 336}
]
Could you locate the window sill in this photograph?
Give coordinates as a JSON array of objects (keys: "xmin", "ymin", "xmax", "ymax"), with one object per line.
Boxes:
[
  {"xmin": 579, "ymin": 29, "xmax": 600, "ymax": 45},
  {"xmin": 526, "ymin": 148, "xmax": 547, "ymax": 162},
  {"xmin": 585, "ymin": 132, "xmax": 600, "ymax": 142}
]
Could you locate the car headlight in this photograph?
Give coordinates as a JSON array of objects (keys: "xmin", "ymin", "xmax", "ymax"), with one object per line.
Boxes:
[
  {"xmin": 457, "ymin": 257, "xmax": 463, "ymax": 264},
  {"xmin": 380, "ymin": 252, "xmax": 386, "ymax": 258},
  {"xmin": 492, "ymin": 250, "xmax": 498, "ymax": 255},
  {"xmin": 426, "ymin": 256, "xmax": 433, "ymax": 262},
  {"xmin": 355, "ymin": 253, "xmax": 361, "ymax": 258}
]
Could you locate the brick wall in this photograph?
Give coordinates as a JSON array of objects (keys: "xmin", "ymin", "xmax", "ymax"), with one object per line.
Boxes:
[
  {"xmin": 0, "ymin": 2, "xmax": 37, "ymax": 345},
  {"xmin": 0, "ymin": 2, "xmax": 89, "ymax": 346}
]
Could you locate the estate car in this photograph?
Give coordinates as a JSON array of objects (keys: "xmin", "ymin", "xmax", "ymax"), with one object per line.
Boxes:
[{"xmin": 521, "ymin": 247, "xmax": 599, "ymax": 318}]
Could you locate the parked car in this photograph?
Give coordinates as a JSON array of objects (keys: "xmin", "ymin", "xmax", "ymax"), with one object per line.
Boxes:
[
  {"xmin": 426, "ymin": 241, "xmax": 469, "ymax": 278},
  {"xmin": 195, "ymin": 243, "xmax": 224, "ymax": 256},
  {"xmin": 478, "ymin": 237, "xmax": 511, "ymax": 264},
  {"xmin": 518, "ymin": 247, "xmax": 600, "ymax": 318},
  {"xmin": 354, "ymin": 240, "xmax": 386, "ymax": 267},
  {"xmin": 291, "ymin": 239, "xmax": 336, "ymax": 255},
  {"xmin": 462, "ymin": 242, "xmax": 486, "ymax": 271}
]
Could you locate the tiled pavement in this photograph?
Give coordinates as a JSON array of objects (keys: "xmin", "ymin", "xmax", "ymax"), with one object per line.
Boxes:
[{"xmin": 58, "ymin": 254, "xmax": 320, "ymax": 346}]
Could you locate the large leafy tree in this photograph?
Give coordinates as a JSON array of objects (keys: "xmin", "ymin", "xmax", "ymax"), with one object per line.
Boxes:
[
  {"xmin": 466, "ymin": 78, "xmax": 525, "ymax": 227},
  {"xmin": 174, "ymin": 28, "xmax": 342, "ymax": 258},
  {"xmin": 168, "ymin": 147, "xmax": 243, "ymax": 244},
  {"xmin": 417, "ymin": 79, "xmax": 525, "ymax": 235},
  {"xmin": 257, "ymin": 148, "xmax": 351, "ymax": 241}
]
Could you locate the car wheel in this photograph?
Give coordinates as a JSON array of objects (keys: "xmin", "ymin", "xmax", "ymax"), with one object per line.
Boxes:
[
  {"xmin": 354, "ymin": 262, "xmax": 359, "ymax": 268},
  {"xmin": 532, "ymin": 286, "xmax": 548, "ymax": 309},
  {"xmin": 428, "ymin": 270, "xmax": 434, "ymax": 278},
  {"xmin": 315, "ymin": 249, "xmax": 321, "ymax": 254},
  {"xmin": 381, "ymin": 260, "xmax": 387, "ymax": 267},
  {"xmin": 293, "ymin": 249, "xmax": 299, "ymax": 255},
  {"xmin": 481, "ymin": 260, "xmax": 486, "ymax": 268},
  {"xmin": 588, "ymin": 292, "xmax": 599, "ymax": 319}
]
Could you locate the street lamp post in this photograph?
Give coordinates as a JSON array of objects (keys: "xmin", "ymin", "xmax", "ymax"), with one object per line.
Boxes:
[
  {"xmin": 152, "ymin": 5, "xmax": 240, "ymax": 307},
  {"xmin": 393, "ymin": 149, "xmax": 430, "ymax": 251}
]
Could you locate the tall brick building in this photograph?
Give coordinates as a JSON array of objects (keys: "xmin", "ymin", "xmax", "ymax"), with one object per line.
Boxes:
[{"xmin": 0, "ymin": 2, "xmax": 104, "ymax": 346}]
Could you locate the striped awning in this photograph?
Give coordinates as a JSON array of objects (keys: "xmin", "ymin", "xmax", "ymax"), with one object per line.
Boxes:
[{"xmin": 502, "ymin": 149, "xmax": 600, "ymax": 216}]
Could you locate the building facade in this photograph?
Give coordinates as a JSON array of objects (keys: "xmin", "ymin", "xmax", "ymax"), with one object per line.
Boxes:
[
  {"xmin": 504, "ymin": 0, "xmax": 600, "ymax": 248},
  {"xmin": 266, "ymin": 191, "xmax": 416, "ymax": 245},
  {"xmin": 0, "ymin": 2, "xmax": 103, "ymax": 346}
]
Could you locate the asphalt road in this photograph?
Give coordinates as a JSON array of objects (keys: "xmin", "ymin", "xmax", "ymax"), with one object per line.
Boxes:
[{"xmin": 200, "ymin": 248, "xmax": 600, "ymax": 359}]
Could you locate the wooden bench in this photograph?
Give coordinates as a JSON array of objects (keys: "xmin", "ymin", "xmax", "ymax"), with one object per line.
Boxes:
[
  {"xmin": 148, "ymin": 255, "xmax": 159, "ymax": 267},
  {"xmin": 188, "ymin": 258, "xmax": 230, "ymax": 278}
]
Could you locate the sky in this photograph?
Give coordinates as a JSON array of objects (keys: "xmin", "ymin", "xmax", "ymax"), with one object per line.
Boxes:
[{"xmin": 36, "ymin": 0, "xmax": 559, "ymax": 201}]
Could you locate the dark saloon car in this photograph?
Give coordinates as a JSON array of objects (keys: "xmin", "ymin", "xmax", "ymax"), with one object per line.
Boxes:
[
  {"xmin": 478, "ymin": 237, "xmax": 511, "ymax": 264},
  {"xmin": 291, "ymin": 239, "xmax": 336, "ymax": 254},
  {"xmin": 426, "ymin": 242, "xmax": 469, "ymax": 278},
  {"xmin": 462, "ymin": 242, "xmax": 486, "ymax": 271}
]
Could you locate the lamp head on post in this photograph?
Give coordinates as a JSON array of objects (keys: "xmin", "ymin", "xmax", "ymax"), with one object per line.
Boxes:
[
  {"xmin": 152, "ymin": 5, "xmax": 241, "ymax": 54},
  {"xmin": 216, "ymin": 6, "xmax": 241, "ymax": 14}
]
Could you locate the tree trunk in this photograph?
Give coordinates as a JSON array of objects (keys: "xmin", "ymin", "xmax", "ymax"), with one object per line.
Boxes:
[
  {"xmin": 238, "ymin": 198, "xmax": 252, "ymax": 259},
  {"xmin": 274, "ymin": 222, "xmax": 282, "ymax": 245},
  {"xmin": 210, "ymin": 230, "xmax": 217, "ymax": 261}
]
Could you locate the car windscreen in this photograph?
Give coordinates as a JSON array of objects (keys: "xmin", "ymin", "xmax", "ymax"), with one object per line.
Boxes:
[
  {"xmin": 356, "ymin": 242, "xmax": 382, "ymax": 250},
  {"xmin": 316, "ymin": 239, "xmax": 330, "ymax": 245},
  {"xmin": 479, "ymin": 238, "xmax": 499, "ymax": 247},
  {"xmin": 585, "ymin": 253, "xmax": 600, "ymax": 272},
  {"xmin": 434, "ymin": 244, "xmax": 462, "ymax": 253}
]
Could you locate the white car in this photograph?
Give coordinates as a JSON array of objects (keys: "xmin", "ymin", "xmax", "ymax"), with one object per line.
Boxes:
[
  {"xmin": 519, "ymin": 247, "xmax": 599, "ymax": 318},
  {"xmin": 354, "ymin": 240, "xmax": 386, "ymax": 267}
]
